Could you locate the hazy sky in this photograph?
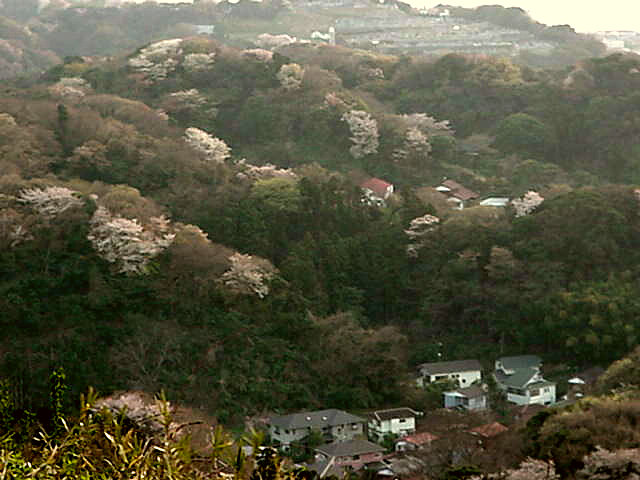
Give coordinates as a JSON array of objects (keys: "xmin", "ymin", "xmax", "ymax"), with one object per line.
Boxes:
[{"xmin": 409, "ymin": 1, "xmax": 640, "ymax": 33}]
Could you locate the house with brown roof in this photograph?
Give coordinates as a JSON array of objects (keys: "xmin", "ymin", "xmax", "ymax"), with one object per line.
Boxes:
[
  {"xmin": 443, "ymin": 385, "xmax": 487, "ymax": 411},
  {"xmin": 360, "ymin": 177, "xmax": 394, "ymax": 206},
  {"xmin": 367, "ymin": 408, "xmax": 422, "ymax": 441},
  {"xmin": 417, "ymin": 359, "xmax": 482, "ymax": 388},
  {"xmin": 395, "ymin": 432, "xmax": 438, "ymax": 452},
  {"xmin": 315, "ymin": 439, "xmax": 385, "ymax": 469},
  {"xmin": 436, "ymin": 179, "xmax": 479, "ymax": 209},
  {"xmin": 469, "ymin": 422, "xmax": 508, "ymax": 438}
]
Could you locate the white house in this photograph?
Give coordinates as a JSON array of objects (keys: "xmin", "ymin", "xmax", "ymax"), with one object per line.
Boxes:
[
  {"xmin": 494, "ymin": 355, "xmax": 556, "ymax": 406},
  {"xmin": 416, "ymin": 359, "xmax": 482, "ymax": 388},
  {"xmin": 360, "ymin": 177, "xmax": 394, "ymax": 207},
  {"xmin": 267, "ymin": 409, "xmax": 366, "ymax": 450},
  {"xmin": 367, "ymin": 408, "xmax": 422, "ymax": 441},
  {"xmin": 443, "ymin": 385, "xmax": 487, "ymax": 411}
]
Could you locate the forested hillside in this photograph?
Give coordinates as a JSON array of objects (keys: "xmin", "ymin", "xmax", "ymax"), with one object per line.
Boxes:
[{"xmin": 3, "ymin": 25, "xmax": 640, "ymax": 431}]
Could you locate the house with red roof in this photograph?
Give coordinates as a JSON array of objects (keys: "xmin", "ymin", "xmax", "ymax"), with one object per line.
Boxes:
[
  {"xmin": 395, "ymin": 432, "xmax": 438, "ymax": 452},
  {"xmin": 360, "ymin": 177, "xmax": 394, "ymax": 206}
]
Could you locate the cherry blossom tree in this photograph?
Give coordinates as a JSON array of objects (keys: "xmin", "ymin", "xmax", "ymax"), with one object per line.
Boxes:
[
  {"xmin": 235, "ymin": 160, "xmax": 298, "ymax": 182},
  {"xmin": 48, "ymin": 77, "xmax": 91, "ymax": 100},
  {"xmin": 17, "ymin": 186, "xmax": 83, "ymax": 217},
  {"xmin": 405, "ymin": 213, "xmax": 440, "ymax": 257},
  {"xmin": 511, "ymin": 191, "xmax": 544, "ymax": 217},
  {"xmin": 128, "ymin": 38, "xmax": 183, "ymax": 81},
  {"xmin": 220, "ymin": 252, "xmax": 277, "ymax": 298},
  {"xmin": 182, "ymin": 52, "xmax": 215, "ymax": 72},
  {"xmin": 87, "ymin": 206, "xmax": 175, "ymax": 275},
  {"xmin": 184, "ymin": 127, "xmax": 231, "ymax": 164},
  {"xmin": 242, "ymin": 49, "xmax": 274, "ymax": 62},
  {"xmin": 277, "ymin": 63, "xmax": 304, "ymax": 91},
  {"xmin": 578, "ymin": 447, "xmax": 640, "ymax": 479},
  {"xmin": 341, "ymin": 110, "xmax": 379, "ymax": 159}
]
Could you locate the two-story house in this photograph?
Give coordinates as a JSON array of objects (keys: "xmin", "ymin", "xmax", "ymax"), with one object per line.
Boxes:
[
  {"xmin": 494, "ymin": 355, "xmax": 556, "ymax": 406},
  {"xmin": 367, "ymin": 408, "xmax": 422, "ymax": 441},
  {"xmin": 267, "ymin": 409, "xmax": 366, "ymax": 450},
  {"xmin": 416, "ymin": 359, "xmax": 482, "ymax": 388}
]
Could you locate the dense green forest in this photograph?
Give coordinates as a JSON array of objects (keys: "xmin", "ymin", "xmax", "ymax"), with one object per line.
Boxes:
[
  {"xmin": 3, "ymin": 29, "xmax": 640, "ymax": 425},
  {"xmin": 3, "ymin": 1, "xmax": 640, "ymax": 477}
]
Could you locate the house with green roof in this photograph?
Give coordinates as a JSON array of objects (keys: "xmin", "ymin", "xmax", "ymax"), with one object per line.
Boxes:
[
  {"xmin": 267, "ymin": 409, "xmax": 366, "ymax": 451},
  {"xmin": 494, "ymin": 355, "xmax": 556, "ymax": 406}
]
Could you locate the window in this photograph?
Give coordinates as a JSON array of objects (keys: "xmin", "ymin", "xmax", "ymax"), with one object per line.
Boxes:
[
  {"xmin": 462, "ymin": 379, "xmax": 467, "ymax": 384},
  {"xmin": 399, "ymin": 418, "xmax": 406, "ymax": 423},
  {"xmin": 530, "ymin": 389, "xmax": 540, "ymax": 397},
  {"xmin": 284, "ymin": 430, "xmax": 289, "ymax": 434},
  {"xmin": 353, "ymin": 455, "xmax": 360, "ymax": 460},
  {"xmin": 544, "ymin": 387, "xmax": 550, "ymax": 393}
]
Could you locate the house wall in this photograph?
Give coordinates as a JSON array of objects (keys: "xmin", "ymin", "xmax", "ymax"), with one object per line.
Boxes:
[
  {"xmin": 506, "ymin": 385, "xmax": 555, "ymax": 406},
  {"xmin": 444, "ymin": 394, "xmax": 487, "ymax": 411},
  {"xmin": 271, "ymin": 422, "xmax": 364, "ymax": 448},
  {"xmin": 334, "ymin": 451, "xmax": 383, "ymax": 467},
  {"xmin": 424, "ymin": 370, "xmax": 481, "ymax": 387},
  {"xmin": 270, "ymin": 426, "xmax": 309, "ymax": 447},
  {"xmin": 369, "ymin": 417, "xmax": 415, "ymax": 439},
  {"xmin": 469, "ymin": 396, "xmax": 487, "ymax": 410},
  {"xmin": 329, "ymin": 422, "xmax": 364, "ymax": 441}
]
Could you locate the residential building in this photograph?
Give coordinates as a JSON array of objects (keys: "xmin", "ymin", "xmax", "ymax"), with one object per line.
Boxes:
[
  {"xmin": 436, "ymin": 179, "xmax": 479, "ymax": 209},
  {"xmin": 315, "ymin": 439, "xmax": 385, "ymax": 469},
  {"xmin": 267, "ymin": 409, "xmax": 366, "ymax": 450},
  {"xmin": 443, "ymin": 385, "xmax": 487, "ymax": 411},
  {"xmin": 494, "ymin": 355, "xmax": 556, "ymax": 406},
  {"xmin": 395, "ymin": 432, "xmax": 438, "ymax": 452},
  {"xmin": 367, "ymin": 408, "xmax": 422, "ymax": 440},
  {"xmin": 416, "ymin": 359, "xmax": 482, "ymax": 388},
  {"xmin": 360, "ymin": 177, "xmax": 394, "ymax": 206}
]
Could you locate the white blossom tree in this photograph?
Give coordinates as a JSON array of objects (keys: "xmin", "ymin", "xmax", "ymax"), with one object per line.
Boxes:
[
  {"xmin": 87, "ymin": 206, "xmax": 175, "ymax": 275},
  {"xmin": 48, "ymin": 77, "xmax": 91, "ymax": 100},
  {"xmin": 184, "ymin": 127, "xmax": 231, "ymax": 164},
  {"xmin": 578, "ymin": 446, "xmax": 640, "ymax": 479},
  {"xmin": 470, "ymin": 458, "xmax": 558, "ymax": 480},
  {"xmin": 405, "ymin": 213, "xmax": 439, "ymax": 257},
  {"xmin": 511, "ymin": 190, "xmax": 544, "ymax": 217},
  {"xmin": 220, "ymin": 252, "xmax": 277, "ymax": 298},
  {"xmin": 235, "ymin": 159, "xmax": 298, "ymax": 182},
  {"xmin": 241, "ymin": 49, "xmax": 274, "ymax": 62},
  {"xmin": 182, "ymin": 52, "xmax": 215, "ymax": 72},
  {"xmin": 341, "ymin": 110, "xmax": 379, "ymax": 159},
  {"xmin": 277, "ymin": 63, "xmax": 304, "ymax": 91},
  {"xmin": 128, "ymin": 39, "xmax": 183, "ymax": 81},
  {"xmin": 18, "ymin": 186, "xmax": 84, "ymax": 218}
]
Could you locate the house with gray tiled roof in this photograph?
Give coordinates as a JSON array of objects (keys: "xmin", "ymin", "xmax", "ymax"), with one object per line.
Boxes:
[
  {"xmin": 443, "ymin": 384, "xmax": 487, "ymax": 411},
  {"xmin": 267, "ymin": 409, "xmax": 366, "ymax": 450},
  {"xmin": 494, "ymin": 355, "xmax": 556, "ymax": 406},
  {"xmin": 416, "ymin": 359, "xmax": 482, "ymax": 388}
]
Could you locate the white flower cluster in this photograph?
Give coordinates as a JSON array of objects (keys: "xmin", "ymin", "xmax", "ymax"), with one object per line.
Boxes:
[
  {"xmin": 470, "ymin": 458, "xmax": 558, "ymax": 480},
  {"xmin": 401, "ymin": 113, "xmax": 452, "ymax": 135},
  {"xmin": 128, "ymin": 39, "xmax": 183, "ymax": 81},
  {"xmin": 93, "ymin": 391, "xmax": 171, "ymax": 435},
  {"xmin": 184, "ymin": 127, "xmax": 231, "ymax": 164},
  {"xmin": 0, "ymin": 207, "xmax": 33, "ymax": 248},
  {"xmin": 18, "ymin": 186, "xmax": 84, "ymax": 218},
  {"xmin": 48, "ymin": 77, "xmax": 91, "ymax": 100},
  {"xmin": 0, "ymin": 112, "xmax": 17, "ymax": 127},
  {"xmin": 169, "ymin": 89, "xmax": 207, "ymax": 106},
  {"xmin": 341, "ymin": 110, "xmax": 379, "ymax": 159},
  {"xmin": 277, "ymin": 63, "xmax": 304, "ymax": 91},
  {"xmin": 511, "ymin": 191, "xmax": 544, "ymax": 217},
  {"xmin": 241, "ymin": 48, "xmax": 274, "ymax": 62},
  {"xmin": 404, "ymin": 213, "xmax": 439, "ymax": 257},
  {"xmin": 256, "ymin": 33, "xmax": 296, "ymax": 49},
  {"xmin": 235, "ymin": 160, "xmax": 298, "ymax": 181},
  {"xmin": 87, "ymin": 206, "xmax": 175, "ymax": 275},
  {"xmin": 578, "ymin": 447, "xmax": 640, "ymax": 479},
  {"xmin": 182, "ymin": 52, "xmax": 216, "ymax": 72},
  {"xmin": 393, "ymin": 126, "xmax": 432, "ymax": 162},
  {"xmin": 220, "ymin": 252, "xmax": 277, "ymax": 298}
]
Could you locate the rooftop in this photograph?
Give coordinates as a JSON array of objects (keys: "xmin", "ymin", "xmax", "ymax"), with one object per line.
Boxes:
[
  {"xmin": 401, "ymin": 431, "xmax": 438, "ymax": 445},
  {"xmin": 498, "ymin": 355, "xmax": 542, "ymax": 371},
  {"xmin": 445, "ymin": 384, "xmax": 486, "ymax": 399},
  {"xmin": 418, "ymin": 359, "xmax": 482, "ymax": 375},
  {"xmin": 361, "ymin": 177, "xmax": 393, "ymax": 198},
  {"xmin": 316, "ymin": 439, "xmax": 385, "ymax": 457},
  {"xmin": 469, "ymin": 422, "xmax": 508, "ymax": 438},
  {"xmin": 368, "ymin": 408, "xmax": 422, "ymax": 422},
  {"xmin": 268, "ymin": 409, "xmax": 366, "ymax": 430}
]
